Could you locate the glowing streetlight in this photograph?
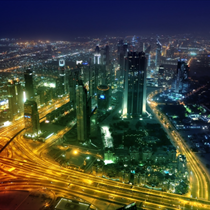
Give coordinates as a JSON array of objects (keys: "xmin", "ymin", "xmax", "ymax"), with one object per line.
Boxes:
[{"xmin": 73, "ymin": 150, "xmax": 78, "ymax": 155}]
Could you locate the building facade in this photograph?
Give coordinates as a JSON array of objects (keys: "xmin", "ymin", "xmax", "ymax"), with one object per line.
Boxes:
[
  {"xmin": 122, "ymin": 52, "xmax": 147, "ymax": 118},
  {"xmin": 24, "ymin": 68, "xmax": 34, "ymax": 100},
  {"xmin": 24, "ymin": 100, "xmax": 40, "ymax": 138},
  {"xmin": 76, "ymin": 81, "xmax": 87, "ymax": 142}
]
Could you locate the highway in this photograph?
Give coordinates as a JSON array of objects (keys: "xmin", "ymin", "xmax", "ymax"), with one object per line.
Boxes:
[
  {"xmin": 0, "ymin": 91, "xmax": 210, "ymax": 209},
  {"xmin": 147, "ymin": 88, "xmax": 210, "ymax": 201}
]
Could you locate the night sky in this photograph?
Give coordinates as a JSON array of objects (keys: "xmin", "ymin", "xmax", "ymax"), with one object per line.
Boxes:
[{"xmin": 1, "ymin": 0, "xmax": 210, "ymax": 40}]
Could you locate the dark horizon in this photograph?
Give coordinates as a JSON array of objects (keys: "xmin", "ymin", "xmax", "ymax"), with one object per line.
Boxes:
[{"xmin": 1, "ymin": 1, "xmax": 210, "ymax": 40}]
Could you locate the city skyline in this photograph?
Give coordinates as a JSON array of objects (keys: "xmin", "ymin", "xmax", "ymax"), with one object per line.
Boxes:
[{"xmin": 1, "ymin": 1, "xmax": 210, "ymax": 209}]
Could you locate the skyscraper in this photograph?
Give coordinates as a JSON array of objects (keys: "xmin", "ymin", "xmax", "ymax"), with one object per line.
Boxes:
[
  {"xmin": 118, "ymin": 41, "xmax": 128, "ymax": 77},
  {"xmin": 14, "ymin": 79, "xmax": 23, "ymax": 114},
  {"xmin": 155, "ymin": 40, "xmax": 162, "ymax": 69},
  {"xmin": 122, "ymin": 52, "xmax": 147, "ymax": 118},
  {"xmin": 24, "ymin": 100, "xmax": 40, "ymax": 138},
  {"xmin": 7, "ymin": 80, "xmax": 16, "ymax": 120},
  {"xmin": 117, "ymin": 40, "xmax": 124, "ymax": 60},
  {"xmin": 101, "ymin": 45, "xmax": 109, "ymax": 66},
  {"xmin": 24, "ymin": 68, "xmax": 34, "ymax": 100},
  {"xmin": 94, "ymin": 46, "xmax": 101, "ymax": 65},
  {"xmin": 57, "ymin": 58, "xmax": 67, "ymax": 96},
  {"xmin": 145, "ymin": 45, "xmax": 151, "ymax": 67},
  {"xmin": 175, "ymin": 61, "xmax": 189, "ymax": 93},
  {"xmin": 69, "ymin": 68, "xmax": 80, "ymax": 108},
  {"xmin": 97, "ymin": 85, "xmax": 110, "ymax": 112},
  {"xmin": 76, "ymin": 80, "xmax": 88, "ymax": 142}
]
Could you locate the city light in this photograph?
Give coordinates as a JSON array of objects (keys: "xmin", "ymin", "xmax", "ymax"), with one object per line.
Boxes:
[
  {"xmin": 73, "ymin": 150, "xmax": 78, "ymax": 155},
  {"xmin": 1, "ymin": 19, "xmax": 210, "ymax": 210}
]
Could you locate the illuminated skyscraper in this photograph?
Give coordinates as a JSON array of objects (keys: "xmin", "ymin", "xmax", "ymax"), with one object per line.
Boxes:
[
  {"xmin": 122, "ymin": 52, "xmax": 147, "ymax": 118},
  {"xmin": 94, "ymin": 46, "xmax": 101, "ymax": 64},
  {"xmin": 24, "ymin": 100, "xmax": 40, "ymax": 138},
  {"xmin": 7, "ymin": 80, "xmax": 16, "ymax": 120},
  {"xmin": 14, "ymin": 79, "xmax": 23, "ymax": 114},
  {"xmin": 117, "ymin": 40, "xmax": 124, "ymax": 60},
  {"xmin": 7, "ymin": 79, "xmax": 23, "ymax": 120},
  {"xmin": 175, "ymin": 61, "xmax": 189, "ymax": 93},
  {"xmin": 57, "ymin": 58, "xmax": 67, "ymax": 96},
  {"xmin": 143, "ymin": 42, "xmax": 146, "ymax": 52},
  {"xmin": 155, "ymin": 40, "xmax": 162, "ymax": 69},
  {"xmin": 24, "ymin": 68, "xmax": 34, "ymax": 100},
  {"xmin": 118, "ymin": 41, "xmax": 128, "ymax": 77},
  {"xmin": 69, "ymin": 68, "xmax": 80, "ymax": 108},
  {"xmin": 158, "ymin": 65, "xmax": 165, "ymax": 86},
  {"xmin": 101, "ymin": 45, "xmax": 109, "ymax": 66},
  {"xmin": 97, "ymin": 85, "xmax": 110, "ymax": 111},
  {"xmin": 76, "ymin": 80, "xmax": 87, "ymax": 142},
  {"xmin": 145, "ymin": 45, "xmax": 151, "ymax": 67}
]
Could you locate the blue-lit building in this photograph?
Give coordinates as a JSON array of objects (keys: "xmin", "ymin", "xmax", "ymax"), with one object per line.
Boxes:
[{"xmin": 97, "ymin": 85, "xmax": 110, "ymax": 111}]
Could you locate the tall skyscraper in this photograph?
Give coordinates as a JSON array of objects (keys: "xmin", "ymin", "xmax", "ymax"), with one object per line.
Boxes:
[
  {"xmin": 117, "ymin": 40, "xmax": 124, "ymax": 60},
  {"xmin": 7, "ymin": 80, "xmax": 16, "ymax": 120},
  {"xmin": 57, "ymin": 58, "xmax": 67, "ymax": 96},
  {"xmin": 122, "ymin": 52, "xmax": 147, "ymax": 118},
  {"xmin": 143, "ymin": 42, "xmax": 146, "ymax": 52},
  {"xmin": 24, "ymin": 68, "xmax": 34, "ymax": 100},
  {"xmin": 145, "ymin": 45, "xmax": 151, "ymax": 67},
  {"xmin": 76, "ymin": 80, "xmax": 88, "ymax": 142},
  {"xmin": 14, "ymin": 79, "xmax": 23, "ymax": 114},
  {"xmin": 24, "ymin": 100, "xmax": 40, "ymax": 138},
  {"xmin": 97, "ymin": 85, "xmax": 110, "ymax": 112},
  {"xmin": 175, "ymin": 61, "xmax": 189, "ymax": 93},
  {"xmin": 155, "ymin": 40, "xmax": 162, "ymax": 69},
  {"xmin": 69, "ymin": 68, "xmax": 80, "ymax": 108},
  {"xmin": 158, "ymin": 65, "xmax": 165, "ymax": 87},
  {"xmin": 118, "ymin": 41, "xmax": 128, "ymax": 77},
  {"xmin": 94, "ymin": 46, "xmax": 101, "ymax": 64},
  {"xmin": 101, "ymin": 45, "xmax": 109, "ymax": 66}
]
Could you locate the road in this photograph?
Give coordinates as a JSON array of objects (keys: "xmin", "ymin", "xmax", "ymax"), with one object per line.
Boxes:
[
  {"xmin": 147, "ymin": 88, "xmax": 210, "ymax": 201},
  {"xmin": 0, "ymin": 89, "xmax": 210, "ymax": 209}
]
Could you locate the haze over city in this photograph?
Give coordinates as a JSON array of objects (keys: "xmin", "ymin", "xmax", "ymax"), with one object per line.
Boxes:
[{"xmin": 0, "ymin": 1, "xmax": 210, "ymax": 210}]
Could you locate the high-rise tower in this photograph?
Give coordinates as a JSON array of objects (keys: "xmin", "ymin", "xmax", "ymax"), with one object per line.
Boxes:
[
  {"xmin": 14, "ymin": 79, "xmax": 23, "ymax": 114},
  {"xmin": 118, "ymin": 41, "xmax": 128, "ymax": 77},
  {"xmin": 24, "ymin": 68, "xmax": 34, "ymax": 100},
  {"xmin": 155, "ymin": 40, "xmax": 162, "ymax": 69},
  {"xmin": 122, "ymin": 52, "xmax": 147, "ymax": 118},
  {"xmin": 175, "ymin": 61, "xmax": 189, "ymax": 93},
  {"xmin": 145, "ymin": 45, "xmax": 151, "ymax": 67},
  {"xmin": 94, "ymin": 46, "xmax": 101, "ymax": 65},
  {"xmin": 76, "ymin": 80, "xmax": 88, "ymax": 142},
  {"xmin": 69, "ymin": 68, "xmax": 80, "ymax": 108},
  {"xmin": 7, "ymin": 80, "xmax": 16, "ymax": 120},
  {"xmin": 57, "ymin": 58, "xmax": 67, "ymax": 96},
  {"xmin": 101, "ymin": 45, "xmax": 109, "ymax": 66},
  {"xmin": 24, "ymin": 100, "xmax": 40, "ymax": 138}
]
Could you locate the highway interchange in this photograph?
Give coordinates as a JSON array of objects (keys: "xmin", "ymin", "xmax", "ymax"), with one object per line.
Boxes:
[{"xmin": 1, "ymin": 93, "xmax": 210, "ymax": 209}]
